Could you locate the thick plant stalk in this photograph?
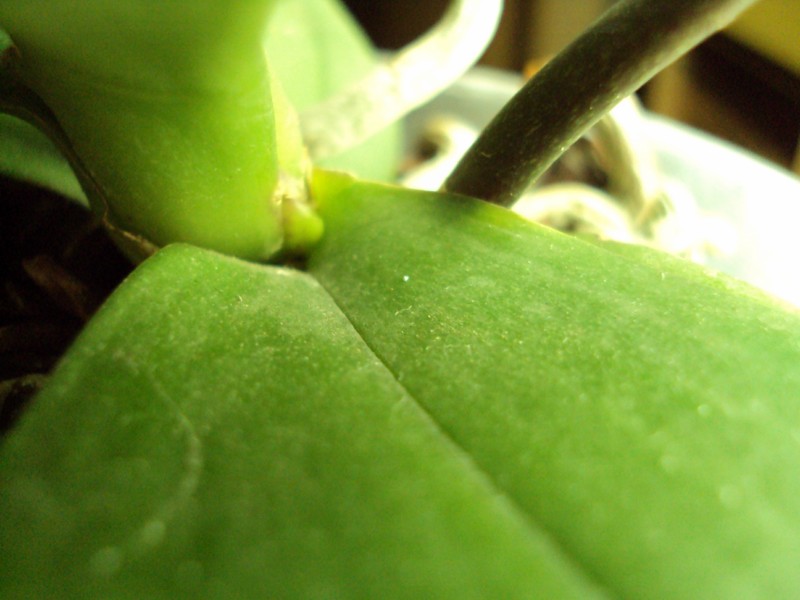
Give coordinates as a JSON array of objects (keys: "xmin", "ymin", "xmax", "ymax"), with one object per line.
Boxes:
[
  {"xmin": 0, "ymin": 1, "xmax": 300, "ymax": 262},
  {"xmin": 300, "ymin": 0, "xmax": 503, "ymax": 160},
  {"xmin": 443, "ymin": 0, "xmax": 759, "ymax": 206}
]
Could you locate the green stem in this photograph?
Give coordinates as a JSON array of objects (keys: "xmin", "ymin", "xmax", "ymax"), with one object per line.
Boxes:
[{"xmin": 442, "ymin": 0, "xmax": 758, "ymax": 206}]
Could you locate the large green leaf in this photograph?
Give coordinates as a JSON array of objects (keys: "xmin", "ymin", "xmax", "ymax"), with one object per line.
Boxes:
[
  {"xmin": 4, "ymin": 172, "xmax": 800, "ymax": 597},
  {"xmin": 0, "ymin": 244, "xmax": 605, "ymax": 599},
  {"xmin": 308, "ymin": 173, "xmax": 800, "ymax": 598}
]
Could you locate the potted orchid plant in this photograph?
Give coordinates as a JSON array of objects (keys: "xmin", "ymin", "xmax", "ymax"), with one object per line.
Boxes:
[{"xmin": 1, "ymin": 0, "xmax": 799, "ymax": 597}]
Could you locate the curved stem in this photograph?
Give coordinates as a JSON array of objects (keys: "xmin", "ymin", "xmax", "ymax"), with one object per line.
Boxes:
[
  {"xmin": 443, "ymin": 0, "xmax": 758, "ymax": 206},
  {"xmin": 300, "ymin": 0, "xmax": 503, "ymax": 160}
]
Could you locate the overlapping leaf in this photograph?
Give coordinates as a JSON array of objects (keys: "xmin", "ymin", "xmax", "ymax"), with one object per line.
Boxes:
[
  {"xmin": 308, "ymin": 174, "xmax": 800, "ymax": 598},
  {"xmin": 0, "ymin": 244, "xmax": 605, "ymax": 599},
  {"xmin": 3, "ymin": 175, "xmax": 800, "ymax": 596}
]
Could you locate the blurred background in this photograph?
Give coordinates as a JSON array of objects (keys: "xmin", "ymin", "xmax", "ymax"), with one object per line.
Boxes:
[{"xmin": 342, "ymin": 0, "xmax": 800, "ymax": 176}]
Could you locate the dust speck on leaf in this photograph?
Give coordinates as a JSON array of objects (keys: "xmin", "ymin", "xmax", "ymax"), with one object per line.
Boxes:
[
  {"xmin": 90, "ymin": 546, "xmax": 123, "ymax": 577},
  {"xmin": 138, "ymin": 519, "xmax": 167, "ymax": 548},
  {"xmin": 718, "ymin": 484, "xmax": 743, "ymax": 509}
]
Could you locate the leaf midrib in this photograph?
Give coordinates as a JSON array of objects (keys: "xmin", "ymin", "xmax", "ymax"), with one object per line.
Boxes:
[{"xmin": 313, "ymin": 272, "xmax": 618, "ymax": 600}]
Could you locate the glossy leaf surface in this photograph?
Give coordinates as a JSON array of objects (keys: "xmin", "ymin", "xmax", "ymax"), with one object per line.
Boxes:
[
  {"xmin": 309, "ymin": 174, "xmax": 800, "ymax": 598},
  {"xmin": 4, "ymin": 174, "xmax": 800, "ymax": 597},
  {"xmin": 0, "ymin": 244, "xmax": 604, "ymax": 599}
]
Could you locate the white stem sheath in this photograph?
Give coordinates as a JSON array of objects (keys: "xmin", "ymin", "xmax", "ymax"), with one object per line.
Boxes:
[{"xmin": 300, "ymin": 0, "xmax": 503, "ymax": 160}]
